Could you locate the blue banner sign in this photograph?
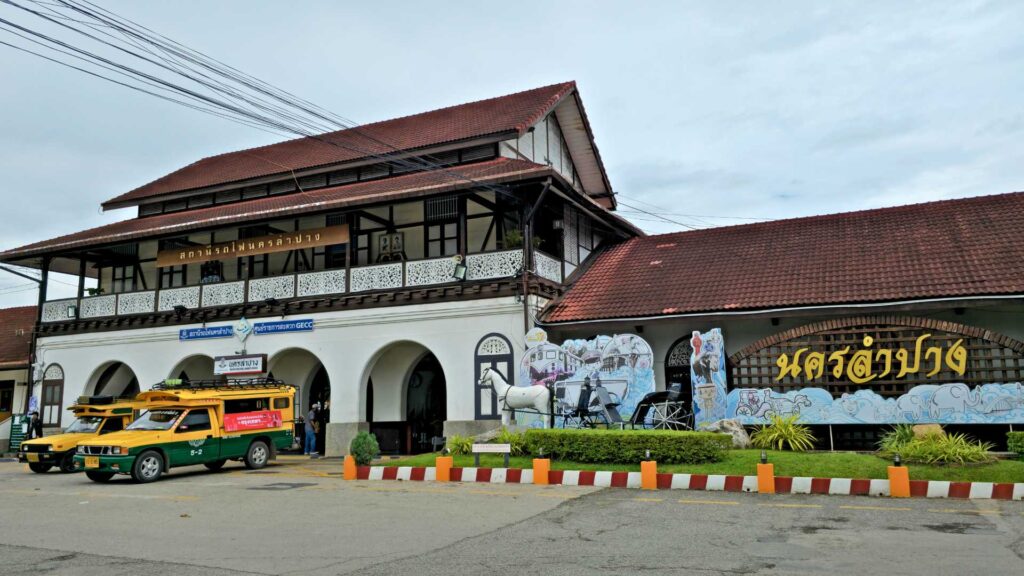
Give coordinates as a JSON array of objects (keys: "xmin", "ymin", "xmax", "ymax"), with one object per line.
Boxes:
[
  {"xmin": 179, "ymin": 326, "xmax": 234, "ymax": 341},
  {"xmin": 253, "ymin": 319, "xmax": 314, "ymax": 335}
]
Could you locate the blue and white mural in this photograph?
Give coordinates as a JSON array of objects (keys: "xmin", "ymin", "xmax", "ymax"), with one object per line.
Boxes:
[
  {"xmin": 727, "ymin": 382, "xmax": 1024, "ymax": 425},
  {"xmin": 691, "ymin": 328, "xmax": 728, "ymax": 429},
  {"xmin": 518, "ymin": 333, "xmax": 655, "ymax": 428}
]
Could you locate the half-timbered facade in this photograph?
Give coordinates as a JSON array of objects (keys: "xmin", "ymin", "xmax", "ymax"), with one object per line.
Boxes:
[{"xmin": 0, "ymin": 82, "xmax": 639, "ymax": 455}]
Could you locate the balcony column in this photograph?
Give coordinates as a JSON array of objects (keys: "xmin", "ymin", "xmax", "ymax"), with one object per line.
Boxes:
[{"xmin": 77, "ymin": 257, "xmax": 86, "ymax": 299}]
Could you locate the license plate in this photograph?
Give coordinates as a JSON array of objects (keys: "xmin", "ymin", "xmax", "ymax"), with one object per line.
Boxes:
[
  {"xmin": 26, "ymin": 453, "xmax": 39, "ymax": 463},
  {"xmin": 85, "ymin": 456, "xmax": 99, "ymax": 469}
]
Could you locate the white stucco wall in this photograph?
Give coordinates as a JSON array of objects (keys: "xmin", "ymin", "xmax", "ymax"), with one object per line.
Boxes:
[{"xmin": 31, "ymin": 297, "xmax": 527, "ymax": 430}]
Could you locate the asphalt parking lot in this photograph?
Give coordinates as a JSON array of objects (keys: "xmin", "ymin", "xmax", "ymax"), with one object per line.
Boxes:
[{"xmin": 0, "ymin": 456, "xmax": 1021, "ymax": 575}]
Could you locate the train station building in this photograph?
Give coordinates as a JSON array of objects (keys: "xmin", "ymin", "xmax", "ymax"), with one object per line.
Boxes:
[{"xmin": 2, "ymin": 82, "xmax": 1022, "ymax": 454}]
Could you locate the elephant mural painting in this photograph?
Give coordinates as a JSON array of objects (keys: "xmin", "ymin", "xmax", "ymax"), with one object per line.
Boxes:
[{"xmin": 727, "ymin": 382, "xmax": 1024, "ymax": 425}]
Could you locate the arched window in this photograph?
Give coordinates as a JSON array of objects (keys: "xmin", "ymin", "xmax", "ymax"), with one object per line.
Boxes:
[
  {"xmin": 665, "ymin": 338, "xmax": 693, "ymax": 408},
  {"xmin": 41, "ymin": 364, "xmax": 64, "ymax": 428},
  {"xmin": 474, "ymin": 334, "xmax": 514, "ymax": 420}
]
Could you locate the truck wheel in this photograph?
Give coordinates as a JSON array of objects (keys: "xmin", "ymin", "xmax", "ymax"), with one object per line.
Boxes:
[
  {"xmin": 28, "ymin": 462, "xmax": 52, "ymax": 473},
  {"xmin": 204, "ymin": 459, "xmax": 227, "ymax": 471},
  {"xmin": 131, "ymin": 450, "xmax": 163, "ymax": 483},
  {"xmin": 86, "ymin": 471, "xmax": 115, "ymax": 483},
  {"xmin": 244, "ymin": 440, "xmax": 269, "ymax": 470},
  {"xmin": 59, "ymin": 452, "xmax": 77, "ymax": 473}
]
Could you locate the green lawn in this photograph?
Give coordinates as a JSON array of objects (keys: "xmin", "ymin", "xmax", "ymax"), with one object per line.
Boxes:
[{"xmin": 377, "ymin": 450, "xmax": 1024, "ymax": 483}]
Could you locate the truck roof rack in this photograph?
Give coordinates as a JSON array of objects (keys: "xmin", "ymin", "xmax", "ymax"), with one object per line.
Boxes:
[{"xmin": 151, "ymin": 377, "xmax": 288, "ymax": 391}]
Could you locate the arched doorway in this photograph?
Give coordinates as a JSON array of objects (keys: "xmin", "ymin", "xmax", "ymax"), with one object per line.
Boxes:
[
  {"xmin": 268, "ymin": 348, "xmax": 329, "ymax": 453},
  {"xmin": 169, "ymin": 355, "xmax": 216, "ymax": 383},
  {"xmin": 364, "ymin": 342, "xmax": 447, "ymax": 455},
  {"xmin": 406, "ymin": 353, "xmax": 447, "ymax": 454},
  {"xmin": 665, "ymin": 337, "xmax": 693, "ymax": 409},
  {"xmin": 88, "ymin": 362, "xmax": 140, "ymax": 398}
]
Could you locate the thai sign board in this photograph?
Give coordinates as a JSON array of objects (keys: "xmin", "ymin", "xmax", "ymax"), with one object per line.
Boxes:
[
  {"xmin": 223, "ymin": 410, "xmax": 282, "ymax": 432},
  {"xmin": 157, "ymin": 225, "xmax": 349, "ymax": 267},
  {"xmin": 775, "ymin": 334, "xmax": 966, "ymax": 384},
  {"xmin": 180, "ymin": 319, "xmax": 314, "ymax": 341},
  {"xmin": 213, "ymin": 354, "xmax": 267, "ymax": 376},
  {"xmin": 699, "ymin": 326, "xmax": 1024, "ymax": 427},
  {"xmin": 253, "ymin": 319, "xmax": 314, "ymax": 335},
  {"xmin": 179, "ymin": 326, "xmax": 234, "ymax": 340}
]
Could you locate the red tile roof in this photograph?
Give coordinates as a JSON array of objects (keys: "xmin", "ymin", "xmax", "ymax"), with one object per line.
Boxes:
[
  {"xmin": 103, "ymin": 82, "xmax": 577, "ymax": 209},
  {"xmin": 544, "ymin": 191, "xmax": 1024, "ymax": 323},
  {"xmin": 0, "ymin": 306, "xmax": 35, "ymax": 369},
  {"xmin": 1, "ymin": 158, "xmax": 551, "ymax": 259}
]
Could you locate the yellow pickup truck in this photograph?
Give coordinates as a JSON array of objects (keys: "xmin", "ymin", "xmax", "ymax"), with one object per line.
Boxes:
[
  {"xmin": 75, "ymin": 378, "xmax": 295, "ymax": 483},
  {"xmin": 19, "ymin": 396, "xmax": 138, "ymax": 473}
]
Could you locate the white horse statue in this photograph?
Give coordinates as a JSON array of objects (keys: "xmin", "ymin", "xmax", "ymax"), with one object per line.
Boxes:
[{"xmin": 479, "ymin": 367, "xmax": 551, "ymax": 428}]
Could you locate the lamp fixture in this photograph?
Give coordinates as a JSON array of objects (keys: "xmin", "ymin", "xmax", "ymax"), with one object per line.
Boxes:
[
  {"xmin": 264, "ymin": 297, "xmax": 281, "ymax": 308},
  {"xmin": 451, "ymin": 255, "xmax": 467, "ymax": 282},
  {"xmin": 66, "ymin": 304, "xmax": 77, "ymax": 319},
  {"xmin": 173, "ymin": 305, "xmax": 188, "ymax": 317}
]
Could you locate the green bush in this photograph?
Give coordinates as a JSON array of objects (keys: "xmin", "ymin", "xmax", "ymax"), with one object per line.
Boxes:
[
  {"xmin": 1008, "ymin": 432, "xmax": 1024, "ymax": 459},
  {"xmin": 524, "ymin": 428, "xmax": 731, "ymax": 464},
  {"xmin": 878, "ymin": 424, "xmax": 916, "ymax": 453},
  {"xmin": 446, "ymin": 434, "xmax": 473, "ymax": 455},
  {"xmin": 750, "ymin": 415, "xmax": 816, "ymax": 452},
  {"xmin": 879, "ymin": 429, "xmax": 994, "ymax": 465},
  {"xmin": 349, "ymin": 431, "xmax": 380, "ymax": 466},
  {"xmin": 494, "ymin": 427, "xmax": 528, "ymax": 456}
]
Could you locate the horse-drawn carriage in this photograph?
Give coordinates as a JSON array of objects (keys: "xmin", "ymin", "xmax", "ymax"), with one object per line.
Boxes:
[
  {"xmin": 628, "ymin": 382, "xmax": 694, "ymax": 430},
  {"xmin": 554, "ymin": 377, "xmax": 627, "ymax": 428}
]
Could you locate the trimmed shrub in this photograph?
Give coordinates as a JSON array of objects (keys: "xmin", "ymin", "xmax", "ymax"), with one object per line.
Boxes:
[
  {"xmin": 878, "ymin": 424, "xmax": 916, "ymax": 453},
  {"xmin": 349, "ymin": 431, "xmax": 380, "ymax": 466},
  {"xmin": 447, "ymin": 434, "xmax": 473, "ymax": 455},
  {"xmin": 524, "ymin": 428, "xmax": 731, "ymax": 464},
  {"xmin": 1006, "ymin": 431, "xmax": 1024, "ymax": 459},
  {"xmin": 750, "ymin": 415, "xmax": 816, "ymax": 452},
  {"xmin": 494, "ymin": 427, "xmax": 528, "ymax": 456}
]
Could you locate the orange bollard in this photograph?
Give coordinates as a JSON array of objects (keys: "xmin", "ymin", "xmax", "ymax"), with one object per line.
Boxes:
[
  {"xmin": 533, "ymin": 458, "xmax": 550, "ymax": 485},
  {"xmin": 435, "ymin": 456, "xmax": 453, "ymax": 482},
  {"xmin": 343, "ymin": 455, "xmax": 357, "ymax": 480},
  {"xmin": 888, "ymin": 465, "xmax": 910, "ymax": 498},
  {"xmin": 640, "ymin": 460, "xmax": 658, "ymax": 490},
  {"xmin": 756, "ymin": 463, "xmax": 775, "ymax": 494}
]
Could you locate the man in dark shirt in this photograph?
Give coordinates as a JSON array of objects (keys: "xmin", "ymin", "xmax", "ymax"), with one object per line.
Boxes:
[{"xmin": 304, "ymin": 405, "xmax": 317, "ymax": 456}]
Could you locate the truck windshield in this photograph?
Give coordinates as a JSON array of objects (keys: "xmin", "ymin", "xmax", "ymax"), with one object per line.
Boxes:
[
  {"xmin": 127, "ymin": 410, "xmax": 183, "ymax": 431},
  {"xmin": 65, "ymin": 416, "xmax": 104, "ymax": 433}
]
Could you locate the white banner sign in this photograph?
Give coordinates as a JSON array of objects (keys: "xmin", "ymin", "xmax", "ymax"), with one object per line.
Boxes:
[{"xmin": 214, "ymin": 354, "xmax": 267, "ymax": 376}]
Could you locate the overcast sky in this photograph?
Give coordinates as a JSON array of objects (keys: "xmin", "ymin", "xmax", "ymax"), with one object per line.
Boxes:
[{"xmin": 1, "ymin": 1, "xmax": 1022, "ymax": 308}]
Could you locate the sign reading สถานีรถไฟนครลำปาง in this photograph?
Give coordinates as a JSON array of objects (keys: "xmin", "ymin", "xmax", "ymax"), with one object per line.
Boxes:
[{"xmin": 179, "ymin": 319, "xmax": 314, "ymax": 341}]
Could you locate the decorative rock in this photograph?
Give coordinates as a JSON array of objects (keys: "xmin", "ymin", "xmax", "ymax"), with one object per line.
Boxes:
[
  {"xmin": 705, "ymin": 419, "xmax": 752, "ymax": 448},
  {"xmin": 912, "ymin": 424, "xmax": 945, "ymax": 439}
]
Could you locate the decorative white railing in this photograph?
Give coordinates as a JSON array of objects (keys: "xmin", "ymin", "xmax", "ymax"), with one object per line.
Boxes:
[
  {"xmin": 296, "ymin": 270, "xmax": 346, "ymax": 297},
  {"xmin": 406, "ymin": 256, "xmax": 457, "ymax": 287},
  {"xmin": 350, "ymin": 263, "xmax": 403, "ymax": 293},
  {"xmin": 201, "ymin": 281, "xmax": 245, "ymax": 308},
  {"xmin": 40, "ymin": 249, "xmax": 548, "ymax": 322},
  {"xmin": 534, "ymin": 251, "xmax": 562, "ymax": 283},
  {"xmin": 247, "ymin": 275, "xmax": 295, "ymax": 302},
  {"xmin": 158, "ymin": 286, "xmax": 200, "ymax": 312},
  {"xmin": 80, "ymin": 294, "xmax": 117, "ymax": 319}
]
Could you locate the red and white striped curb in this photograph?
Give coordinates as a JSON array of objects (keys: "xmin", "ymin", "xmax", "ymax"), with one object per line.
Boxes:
[{"xmin": 357, "ymin": 466, "xmax": 1024, "ymax": 500}]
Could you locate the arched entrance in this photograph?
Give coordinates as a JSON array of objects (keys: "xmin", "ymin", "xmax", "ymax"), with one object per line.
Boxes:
[
  {"xmin": 169, "ymin": 355, "xmax": 215, "ymax": 383},
  {"xmin": 364, "ymin": 342, "xmax": 447, "ymax": 455},
  {"xmin": 268, "ymin": 348, "xmax": 329, "ymax": 453},
  {"xmin": 86, "ymin": 362, "xmax": 140, "ymax": 398},
  {"xmin": 665, "ymin": 337, "xmax": 693, "ymax": 409}
]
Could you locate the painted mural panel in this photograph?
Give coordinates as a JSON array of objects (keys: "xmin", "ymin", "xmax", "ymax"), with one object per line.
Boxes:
[
  {"xmin": 727, "ymin": 383, "xmax": 1024, "ymax": 425},
  {"xmin": 691, "ymin": 328, "xmax": 727, "ymax": 429},
  {"xmin": 517, "ymin": 333, "xmax": 655, "ymax": 428}
]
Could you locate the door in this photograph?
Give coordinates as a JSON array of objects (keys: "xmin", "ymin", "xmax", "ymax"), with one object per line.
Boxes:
[{"xmin": 169, "ymin": 409, "xmax": 219, "ymax": 467}]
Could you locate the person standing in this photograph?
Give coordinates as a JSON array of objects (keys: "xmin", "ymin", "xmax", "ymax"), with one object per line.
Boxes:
[
  {"xmin": 30, "ymin": 410, "xmax": 43, "ymax": 439},
  {"xmin": 304, "ymin": 404, "xmax": 318, "ymax": 456}
]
